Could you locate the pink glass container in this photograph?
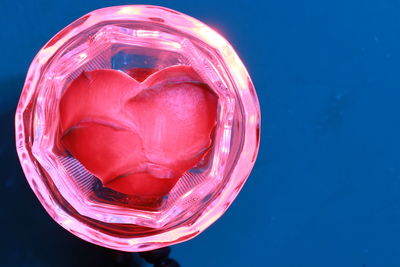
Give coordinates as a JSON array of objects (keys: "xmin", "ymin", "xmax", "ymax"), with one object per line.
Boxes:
[{"xmin": 15, "ymin": 5, "xmax": 260, "ymax": 251}]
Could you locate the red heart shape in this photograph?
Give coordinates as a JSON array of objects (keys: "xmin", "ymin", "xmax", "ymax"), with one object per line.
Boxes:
[{"xmin": 60, "ymin": 66, "xmax": 218, "ymax": 197}]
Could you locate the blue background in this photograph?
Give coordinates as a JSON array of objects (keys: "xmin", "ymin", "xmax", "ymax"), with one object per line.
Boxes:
[{"xmin": 1, "ymin": 0, "xmax": 399, "ymax": 266}]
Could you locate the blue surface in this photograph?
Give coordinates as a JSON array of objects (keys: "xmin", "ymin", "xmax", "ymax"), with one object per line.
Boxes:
[{"xmin": 1, "ymin": 0, "xmax": 400, "ymax": 266}]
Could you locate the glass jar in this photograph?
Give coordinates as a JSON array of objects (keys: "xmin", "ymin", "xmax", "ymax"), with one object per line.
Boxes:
[{"xmin": 15, "ymin": 5, "xmax": 260, "ymax": 251}]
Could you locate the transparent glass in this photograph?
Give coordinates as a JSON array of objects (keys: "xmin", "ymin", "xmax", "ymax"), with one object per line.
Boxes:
[{"xmin": 15, "ymin": 5, "xmax": 260, "ymax": 251}]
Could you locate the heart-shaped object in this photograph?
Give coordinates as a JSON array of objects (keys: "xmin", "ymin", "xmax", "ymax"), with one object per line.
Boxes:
[{"xmin": 60, "ymin": 65, "xmax": 218, "ymax": 197}]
